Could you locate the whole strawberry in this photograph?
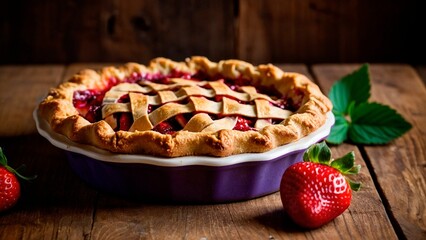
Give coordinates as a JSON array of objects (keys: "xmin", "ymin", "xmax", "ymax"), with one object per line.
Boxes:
[
  {"xmin": 0, "ymin": 147, "xmax": 36, "ymax": 212},
  {"xmin": 280, "ymin": 141, "xmax": 361, "ymax": 229},
  {"xmin": 0, "ymin": 166, "xmax": 21, "ymax": 212}
]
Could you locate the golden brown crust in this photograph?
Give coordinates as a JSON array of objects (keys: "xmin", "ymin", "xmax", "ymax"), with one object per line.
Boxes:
[{"xmin": 38, "ymin": 57, "xmax": 332, "ymax": 157}]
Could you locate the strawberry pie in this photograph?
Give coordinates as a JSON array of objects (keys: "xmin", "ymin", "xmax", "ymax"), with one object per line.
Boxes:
[{"xmin": 38, "ymin": 57, "xmax": 332, "ymax": 157}]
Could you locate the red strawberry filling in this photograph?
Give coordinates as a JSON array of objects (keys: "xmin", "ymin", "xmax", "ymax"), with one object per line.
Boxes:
[
  {"xmin": 233, "ymin": 117, "xmax": 255, "ymax": 131},
  {"xmin": 117, "ymin": 113, "xmax": 133, "ymax": 131},
  {"xmin": 73, "ymin": 90, "xmax": 104, "ymax": 121},
  {"xmin": 72, "ymin": 71, "xmax": 303, "ymax": 134},
  {"xmin": 153, "ymin": 121, "xmax": 175, "ymax": 135}
]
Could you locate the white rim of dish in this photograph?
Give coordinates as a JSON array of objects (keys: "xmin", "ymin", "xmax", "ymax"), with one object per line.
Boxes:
[{"xmin": 34, "ymin": 109, "xmax": 335, "ymax": 167}]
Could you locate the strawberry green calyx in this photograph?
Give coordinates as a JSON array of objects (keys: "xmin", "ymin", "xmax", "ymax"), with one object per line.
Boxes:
[
  {"xmin": 303, "ymin": 141, "xmax": 331, "ymax": 165},
  {"xmin": 0, "ymin": 147, "xmax": 37, "ymax": 181},
  {"xmin": 303, "ymin": 142, "xmax": 361, "ymax": 191}
]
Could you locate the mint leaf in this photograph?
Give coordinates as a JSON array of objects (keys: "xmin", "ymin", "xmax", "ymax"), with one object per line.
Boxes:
[
  {"xmin": 328, "ymin": 64, "xmax": 370, "ymax": 114},
  {"xmin": 349, "ymin": 102, "xmax": 412, "ymax": 144},
  {"xmin": 326, "ymin": 113, "xmax": 349, "ymax": 144},
  {"xmin": 327, "ymin": 64, "xmax": 411, "ymax": 145}
]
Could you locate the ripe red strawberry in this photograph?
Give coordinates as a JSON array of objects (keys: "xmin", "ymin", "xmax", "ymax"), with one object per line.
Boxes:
[
  {"xmin": 0, "ymin": 148, "xmax": 36, "ymax": 212},
  {"xmin": 0, "ymin": 167, "xmax": 20, "ymax": 212},
  {"xmin": 280, "ymin": 141, "xmax": 361, "ymax": 229}
]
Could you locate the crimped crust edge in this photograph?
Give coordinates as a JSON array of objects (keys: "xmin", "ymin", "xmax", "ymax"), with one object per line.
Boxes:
[{"xmin": 38, "ymin": 57, "xmax": 332, "ymax": 157}]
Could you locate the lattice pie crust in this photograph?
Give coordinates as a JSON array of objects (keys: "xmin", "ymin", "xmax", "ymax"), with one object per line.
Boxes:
[{"xmin": 38, "ymin": 57, "xmax": 332, "ymax": 157}]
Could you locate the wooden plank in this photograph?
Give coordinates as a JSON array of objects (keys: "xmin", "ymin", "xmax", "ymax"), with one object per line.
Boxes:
[
  {"xmin": 0, "ymin": 63, "xmax": 403, "ymax": 239},
  {"xmin": 1, "ymin": 0, "xmax": 234, "ymax": 64},
  {"xmin": 2, "ymin": 1, "xmax": 424, "ymax": 64},
  {"xmin": 312, "ymin": 64, "xmax": 426, "ymax": 240},
  {"xmin": 0, "ymin": 65, "xmax": 64, "ymax": 136},
  {"xmin": 0, "ymin": 65, "xmax": 98, "ymax": 240},
  {"xmin": 89, "ymin": 146, "xmax": 396, "ymax": 239},
  {"xmin": 0, "ymin": 135, "xmax": 98, "ymax": 240},
  {"xmin": 237, "ymin": 0, "xmax": 424, "ymax": 64}
]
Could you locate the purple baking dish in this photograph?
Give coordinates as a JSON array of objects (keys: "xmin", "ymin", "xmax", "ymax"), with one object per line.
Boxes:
[{"xmin": 34, "ymin": 110, "xmax": 334, "ymax": 203}]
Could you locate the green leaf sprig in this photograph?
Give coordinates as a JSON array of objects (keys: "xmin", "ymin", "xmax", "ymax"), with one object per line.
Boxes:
[
  {"xmin": 327, "ymin": 64, "xmax": 412, "ymax": 145},
  {"xmin": 0, "ymin": 147, "xmax": 37, "ymax": 181}
]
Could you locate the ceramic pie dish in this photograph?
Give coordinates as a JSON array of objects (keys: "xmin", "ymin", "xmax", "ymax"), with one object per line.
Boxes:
[
  {"xmin": 35, "ymin": 56, "xmax": 333, "ymax": 202},
  {"xmin": 34, "ymin": 109, "xmax": 334, "ymax": 203}
]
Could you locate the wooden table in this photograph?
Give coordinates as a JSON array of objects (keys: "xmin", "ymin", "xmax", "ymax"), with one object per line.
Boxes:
[{"xmin": 0, "ymin": 63, "xmax": 424, "ymax": 240}]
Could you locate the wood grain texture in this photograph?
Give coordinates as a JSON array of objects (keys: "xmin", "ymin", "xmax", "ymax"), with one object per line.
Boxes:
[
  {"xmin": 0, "ymin": 65, "xmax": 97, "ymax": 240},
  {"xmin": 0, "ymin": 65, "xmax": 64, "ymax": 136},
  {"xmin": 1, "ymin": 0, "xmax": 235, "ymax": 64},
  {"xmin": 0, "ymin": 63, "xmax": 418, "ymax": 239},
  {"xmin": 312, "ymin": 64, "xmax": 426, "ymax": 239},
  {"xmin": 2, "ymin": 0, "xmax": 425, "ymax": 64},
  {"xmin": 0, "ymin": 134, "xmax": 97, "ymax": 240},
  {"xmin": 237, "ymin": 0, "xmax": 424, "ymax": 64}
]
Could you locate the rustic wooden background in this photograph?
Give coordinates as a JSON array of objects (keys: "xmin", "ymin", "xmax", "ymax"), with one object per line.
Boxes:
[{"xmin": 1, "ymin": 0, "xmax": 424, "ymax": 65}]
